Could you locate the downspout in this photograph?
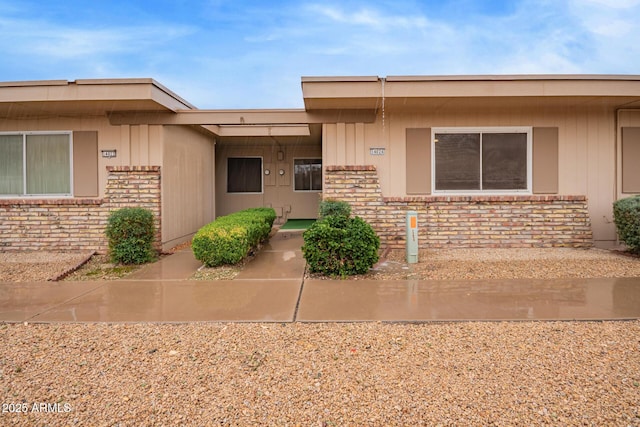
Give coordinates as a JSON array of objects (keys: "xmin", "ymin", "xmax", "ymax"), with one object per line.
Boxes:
[{"xmin": 380, "ymin": 77, "xmax": 386, "ymax": 134}]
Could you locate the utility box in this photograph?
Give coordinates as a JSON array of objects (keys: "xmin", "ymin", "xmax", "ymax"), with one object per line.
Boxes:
[{"xmin": 406, "ymin": 211, "xmax": 419, "ymax": 264}]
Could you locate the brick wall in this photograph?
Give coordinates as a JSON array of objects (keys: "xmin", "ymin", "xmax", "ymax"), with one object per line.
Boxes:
[
  {"xmin": 0, "ymin": 198, "xmax": 106, "ymax": 251},
  {"xmin": 0, "ymin": 166, "xmax": 162, "ymax": 252},
  {"xmin": 324, "ymin": 165, "xmax": 593, "ymax": 249}
]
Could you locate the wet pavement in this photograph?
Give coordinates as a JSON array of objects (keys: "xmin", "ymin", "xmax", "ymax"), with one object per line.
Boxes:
[
  {"xmin": 297, "ymin": 277, "xmax": 640, "ymax": 322},
  {"xmin": 1, "ymin": 230, "xmax": 640, "ymax": 323}
]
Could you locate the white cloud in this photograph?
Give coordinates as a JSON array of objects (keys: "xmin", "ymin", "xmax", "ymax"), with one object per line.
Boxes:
[
  {"xmin": 578, "ymin": 0, "xmax": 640, "ymax": 8},
  {"xmin": 306, "ymin": 3, "xmax": 429, "ymax": 31},
  {"xmin": 0, "ymin": 16, "xmax": 194, "ymax": 60}
]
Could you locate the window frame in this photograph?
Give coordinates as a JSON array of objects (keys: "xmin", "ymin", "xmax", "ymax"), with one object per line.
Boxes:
[
  {"xmin": 226, "ymin": 156, "xmax": 264, "ymax": 194},
  {"xmin": 293, "ymin": 157, "xmax": 323, "ymax": 192},
  {"xmin": 0, "ymin": 131, "xmax": 74, "ymax": 198},
  {"xmin": 431, "ymin": 127, "xmax": 532, "ymax": 195}
]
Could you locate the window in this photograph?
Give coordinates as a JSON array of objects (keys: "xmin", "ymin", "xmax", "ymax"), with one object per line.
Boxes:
[
  {"xmin": 227, "ymin": 157, "xmax": 262, "ymax": 193},
  {"xmin": 294, "ymin": 158, "xmax": 322, "ymax": 191},
  {"xmin": 0, "ymin": 132, "xmax": 72, "ymax": 196},
  {"xmin": 433, "ymin": 128, "xmax": 531, "ymax": 193}
]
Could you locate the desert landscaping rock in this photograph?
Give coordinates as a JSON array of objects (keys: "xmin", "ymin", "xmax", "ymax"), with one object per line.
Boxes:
[
  {"xmin": 373, "ymin": 248, "xmax": 640, "ymax": 280},
  {"xmin": 1, "ymin": 321, "xmax": 639, "ymax": 425},
  {"xmin": 0, "ymin": 252, "xmax": 94, "ymax": 282}
]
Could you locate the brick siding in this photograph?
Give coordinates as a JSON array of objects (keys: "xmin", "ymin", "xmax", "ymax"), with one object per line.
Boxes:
[
  {"xmin": 324, "ymin": 165, "xmax": 593, "ymax": 249},
  {"xmin": 0, "ymin": 166, "xmax": 162, "ymax": 252}
]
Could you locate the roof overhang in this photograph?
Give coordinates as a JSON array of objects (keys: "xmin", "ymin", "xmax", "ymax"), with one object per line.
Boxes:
[
  {"xmin": 0, "ymin": 78, "xmax": 196, "ymax": 119},
  {"xmin": 301, "ymin": 74, "xmax": 640, "ymax": 110}
]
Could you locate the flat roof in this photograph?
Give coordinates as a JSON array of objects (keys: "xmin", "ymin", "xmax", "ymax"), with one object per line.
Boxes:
[
  {"xmin": 0, "ymin": 78, "xmax": 196, "ymax": 118},
  {"xmin": 301, "ymin": 74, "xmax": 640, "ymax": 110},
  {"xmin": 302, "ymin": 74, "xmax": 640, "ymax": 83}
]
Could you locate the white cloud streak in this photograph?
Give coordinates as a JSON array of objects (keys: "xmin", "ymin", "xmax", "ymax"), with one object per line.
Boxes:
[{"xmin": 0, "ymin": 17, "xmax": 194, "ymax": 59}]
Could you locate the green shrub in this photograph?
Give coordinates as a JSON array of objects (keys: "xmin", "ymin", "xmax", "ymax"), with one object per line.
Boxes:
[
  {"xmin": 105, "ymin": 207, "xmax": 156, "ymax": 265},
  {"xmin": 613, "ymin": 196, "xmax": 640, "ymax": 254},
  {"xmin": 302, "ymin": 215, "xmax": 380, "ymax": 277},
  {"xmin": 319, "ymin": 199, "xmax": 351, "ymax": 219},
  {"xmin": 192, "ymin": 208, "xmax": 276, "ymax": 267}
]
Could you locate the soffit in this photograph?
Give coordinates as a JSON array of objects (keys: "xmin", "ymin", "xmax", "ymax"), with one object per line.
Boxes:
[
  {"xmin": 382, "ymin": 96, "xmax": 640, "ymax": 111},
  {"xmin": 216, "ymin": 123, "xmax": 322, "ymax": 145}
]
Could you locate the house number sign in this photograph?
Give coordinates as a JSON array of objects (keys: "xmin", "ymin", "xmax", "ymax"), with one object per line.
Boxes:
[
  {"xmin": 101, "ymin": 149, "xmax": 117, "ymax": 158},
  {"xmin": 369, "ymin": 147, "xmax": 385, "ymax": 155}
]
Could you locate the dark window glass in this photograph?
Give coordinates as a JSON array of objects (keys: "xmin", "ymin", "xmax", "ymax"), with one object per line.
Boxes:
[
  {"xmin": 434, "ymin": 133, "xmax": 480, "ymax": 190},
  {"xmin": 482, "ymin": 133, "xmax": 527, "ymax": 190},
  {"xmin": 294, "ymin": 159, "xmax": 322, "ymax": 191},
  {"xmin": 227, "ymin": 157, "xmax": 262, "ymax": 193},
  {"xmin": 434, "ymin": 131, "xmax": 528, "ymax": 191}
]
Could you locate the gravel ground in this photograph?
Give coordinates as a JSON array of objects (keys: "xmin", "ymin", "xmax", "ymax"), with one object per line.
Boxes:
[
  {"xmin": 369, "ymin": 248, "xmax": 640, "ymax": 280},
  {"xmin": 1, "ymin": 321, "xmax": 639, "ymax": 426},
  {"xmin": 0, "ymin": 252, "xmax": 94, "ymax": 282}
]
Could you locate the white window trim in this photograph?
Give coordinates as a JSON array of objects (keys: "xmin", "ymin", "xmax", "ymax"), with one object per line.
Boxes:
[
  {"xmin": 226, "ymin": 156, "xmax": 264, "ymax": 194},
  {"xmin": 292, "ymin": 157, "xmax": 323, "ymax": 192},
  {"xmin": 431, "ymin": 126, "xmax": 532, "ymax": 195},
  {"xmin": 0, "ymin": 130, "xmax": 74, "ymax": 198}
]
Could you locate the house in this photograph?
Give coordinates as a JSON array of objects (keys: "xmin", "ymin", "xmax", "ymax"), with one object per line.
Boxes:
[{"xmin": 1, "ymin": 75, "xmax": 639, "ymax": 252}]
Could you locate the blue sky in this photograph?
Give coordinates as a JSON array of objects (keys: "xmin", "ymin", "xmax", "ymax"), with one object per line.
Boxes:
[{"xmin": 1, "ymin": 0, "xmax": 639, "ymax": 108}]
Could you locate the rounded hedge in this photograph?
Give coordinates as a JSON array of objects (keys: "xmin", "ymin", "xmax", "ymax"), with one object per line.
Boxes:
[
  {"xmin": 613, "ymin": 196, "xmax": 640, "ymax": 254},
  {"xmin": 318, "ymin": 199, "xmax": 351, "ymax": 219},
  {"xmin": 302, "ymin": 214, "xmax": 380, "ymax": 277},
  {"xmin": 105, "ymin": 207, "xmax": 156, "ymax": 265}
]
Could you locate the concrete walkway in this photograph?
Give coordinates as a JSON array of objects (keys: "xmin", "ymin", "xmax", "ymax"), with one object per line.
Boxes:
[{"xmin": 1, "ymin": 230, "xmax": 640, "ymax": 323}]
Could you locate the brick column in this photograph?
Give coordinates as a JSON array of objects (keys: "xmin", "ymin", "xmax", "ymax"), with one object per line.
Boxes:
[{"xmin": 105, "ymin": 166, "xmax": 162, "ymax": 251}]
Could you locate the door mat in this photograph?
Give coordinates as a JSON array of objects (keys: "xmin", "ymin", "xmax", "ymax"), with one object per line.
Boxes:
[{"xmin": 279, "ymin": 219, "xmax": 316, "ymax": 230}]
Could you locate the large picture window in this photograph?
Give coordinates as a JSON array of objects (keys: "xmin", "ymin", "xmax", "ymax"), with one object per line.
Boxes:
[
  {"xmin": 294, "ymin": 158, "xmax": 322, "ymax": 191},
  {"xmin": 227, "ymin": 157, "xmax": 262, "ymax": 193},
  {"xmin": 433, "ymin": 128, "xmax": 531, "ymax": 193},
  {"xmin": 0, "ymin": 132, "xmax": 72, "ymax": 196}
]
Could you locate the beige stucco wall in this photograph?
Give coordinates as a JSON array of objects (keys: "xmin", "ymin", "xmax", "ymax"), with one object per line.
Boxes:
[
  {"xmin": 322, "ymin": 103, "xmax": 623, "ymax": 246},
  {"xmin": 216, "ymin": 142, "xmax": 322, "ymax": 220},
  {"xmin": 1, "ymin": 116, "xmax": 216, "ymax": 250},
  {"xmin": 161, "ymin": 126, "xmax": 215, "ymax": 250}
]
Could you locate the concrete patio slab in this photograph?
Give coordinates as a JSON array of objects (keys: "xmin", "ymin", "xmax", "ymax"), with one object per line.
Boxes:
[
  {"xmin": 126, "ymin": 249, "xmax": 203, "ymax": 280},
  {"xmin": 265, "ymin": 230, "xmax": 305, "ymax": 251},
  {"xmin": 27, "ymin": 280, "xmax": 302, "ymax": 323},
  {"xmin": 296, "ymin": 277, "xmax": 640, "ymax": 322},
  {"xmin": 0, "ymin": 281, "xmax": 106, "ymax": 322},
  {"xmin": 235, "ymin": 231, "xmax": 306, "ymax": 280},
  {"xmin": 235, "ymin": 251, "xmax": 305, "ymax": 280}
]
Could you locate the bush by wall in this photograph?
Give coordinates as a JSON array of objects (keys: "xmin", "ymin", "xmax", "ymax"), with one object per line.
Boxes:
[
  {"xmin": 613, "ymin": 196, "xmax": 640, "ymax": 254},
  {"xmin": 302, "ymin": 214, "xmax": 380, "ymax": 277},
  {"xmin": 105, "ymin": 207, "xmax": 157, "ymax": 265},
  {"xmin": 318, "ymin": 199, "xmax": 351, "ymax": 219},
  {"xmin": 192, "ymin": 208, "xmax": 276, "ymax": 267}
]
